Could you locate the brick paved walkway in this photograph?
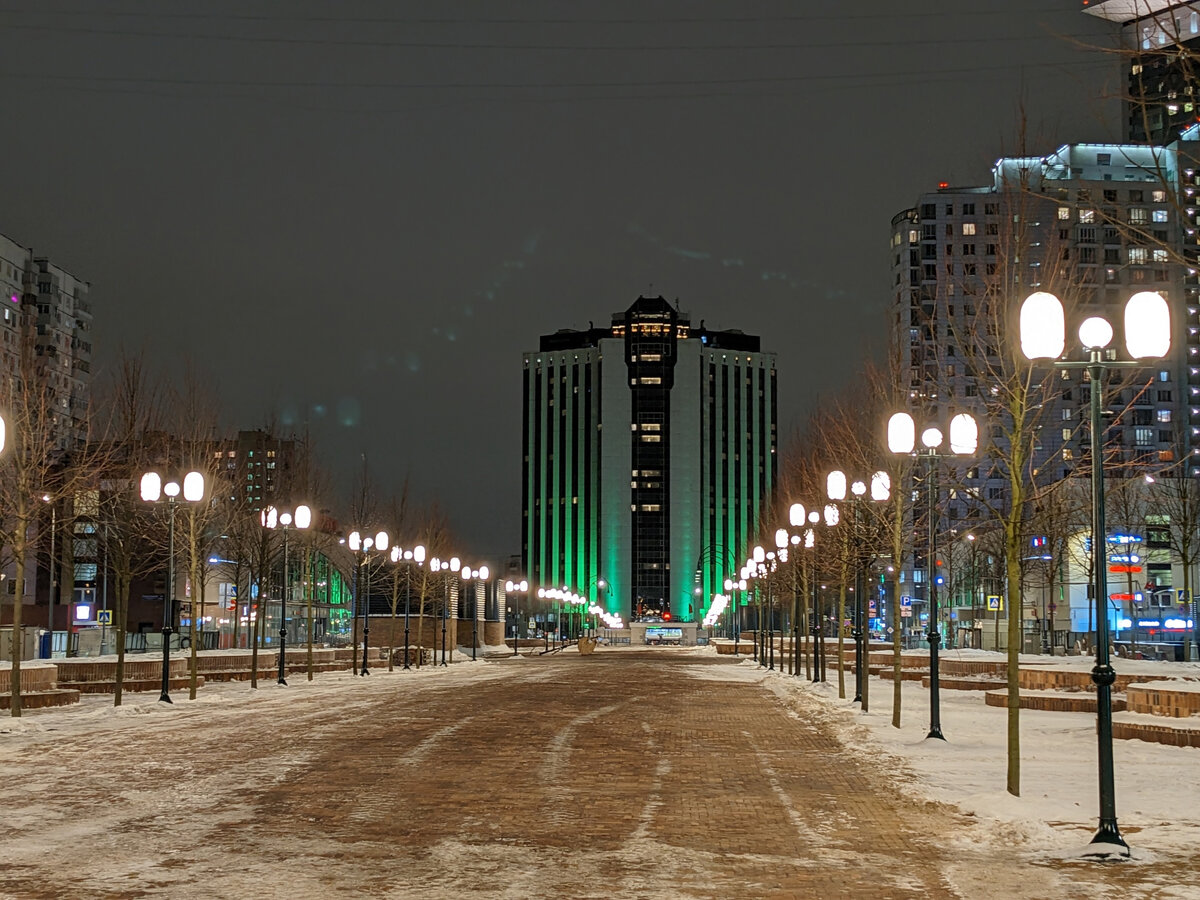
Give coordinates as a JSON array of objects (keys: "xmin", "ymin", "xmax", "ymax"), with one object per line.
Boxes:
[{"xmin": 0, "ymin": 649, "xmax": 1184, "ymax": 898}]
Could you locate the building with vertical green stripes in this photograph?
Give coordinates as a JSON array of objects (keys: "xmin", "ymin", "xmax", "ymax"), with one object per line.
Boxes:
[{"xmin": 522, "ymin": 296, "xmax": 777, "ymax": 624}]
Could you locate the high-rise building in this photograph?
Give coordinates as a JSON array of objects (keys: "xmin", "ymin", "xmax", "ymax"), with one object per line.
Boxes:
[
  {"xmin": 890, "ymin": 142, "xmax": 1194, "ymax": 639},
  {"xmin": 0, "ymin": 232, "xmax": 93, "ymax": 448},
  {"xmin": 522, "ymin": 296, "xmax": 777, "ymax": 623},
  {"xmin": 891, "ymin": 143, "xmax": 1189, "ymax": 486},
  {"xmin": 1083, "ymin": 0, "xmax": 1200, "ymax": 144}
]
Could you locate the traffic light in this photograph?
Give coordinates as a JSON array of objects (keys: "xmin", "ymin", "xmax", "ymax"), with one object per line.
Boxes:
[{"xmin": 664, "ymin": 611, "xmax": 672, "ymax": 621}]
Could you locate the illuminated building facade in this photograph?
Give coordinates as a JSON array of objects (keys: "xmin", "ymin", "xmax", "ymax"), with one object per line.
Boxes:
[
  {"xmin": 890, "ymin": 141, "xmax": 1195, "ymax": 639},
  {"xmin": 522, "ymin": 296, "xmax": 777, "ymax": 623},
  {"xmin": 1083, "ymin": 0, "xmax": 1200, "ymax": 144}
]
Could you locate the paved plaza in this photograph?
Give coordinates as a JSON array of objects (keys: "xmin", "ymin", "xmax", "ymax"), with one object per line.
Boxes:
[{"xmin": 0, "ymin": 648, "xmax": 1191, "ymax": 898}]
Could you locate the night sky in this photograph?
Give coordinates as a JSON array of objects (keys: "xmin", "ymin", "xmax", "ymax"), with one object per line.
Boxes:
[{"xmin": 2, "ymin": 2, "xmax": 1120, "ymax": 558}]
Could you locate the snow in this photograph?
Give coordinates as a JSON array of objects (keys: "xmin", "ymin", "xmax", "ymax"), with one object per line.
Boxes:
[
  {"xmin": 2, "ymin": 644, "xmax": 1198, "ymax": 897},
  {"xmin": 746, "ymin": 649, "xmax": 1200, "ymax": 889}
]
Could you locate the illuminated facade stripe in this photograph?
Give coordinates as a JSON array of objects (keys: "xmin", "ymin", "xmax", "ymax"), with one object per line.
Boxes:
[{"xmin": 522, "ymin": 297, "xmax": 776, "ymax": 622}]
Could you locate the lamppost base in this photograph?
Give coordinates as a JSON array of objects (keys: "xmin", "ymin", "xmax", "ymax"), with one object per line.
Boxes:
[
  {"xmin": 278, "ymin": 676, "xmax": 288, "ymax": 686},
  {"xmin": 158, "ymin": 693, "xmax": 173, "ymax": 704},
  {"xmin": 926, "ymin": 727, "xmax": 946, "ymax": 741},
  {"xmin": 1084, "ymin": 825, "xmax": 1130, "ymax": 858}
]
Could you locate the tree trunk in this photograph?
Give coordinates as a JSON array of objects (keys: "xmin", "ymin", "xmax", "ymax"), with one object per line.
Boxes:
[
  {"xmin": 1005, "ymin": 516, "xmax": 1023, "ymax": 797},
  {"xmin": 114, "ymin": 572, "xmax": 130, "ymax": 707},
  {"xmin": 8, "ymin": 513, "xmax": 29, "ymax": 717}
]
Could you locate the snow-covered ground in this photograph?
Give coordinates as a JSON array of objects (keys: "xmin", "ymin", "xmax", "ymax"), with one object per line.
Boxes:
[
  {"xmin": 756, "ymin": 647, "xmax": 1200, "ymax": 881},
  {"xmin": 2, "ymin": 644, "xmax": 1198, "ymax": 897}
]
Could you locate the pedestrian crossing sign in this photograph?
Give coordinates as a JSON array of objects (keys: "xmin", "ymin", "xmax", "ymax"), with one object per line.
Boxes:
[
  {"xmin": 97, "ymin": 609, "xmax": 112, "ymax": 625},
  {"xmin": 987, "ymin": 595, "xmax": 1003, "ymax": 611}
]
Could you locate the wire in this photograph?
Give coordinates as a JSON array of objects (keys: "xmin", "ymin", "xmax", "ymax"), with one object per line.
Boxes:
[
  {"xmin": 0, "ymin": 22, "xmax": 1096, "ymax": 52},
  {"xmin": 0, "ymin": 7, "xmax": 1085, "ymax": 26},
  {"xmin": 0, "ymin": 58, "xmax": 1108, "ymax": 93}
]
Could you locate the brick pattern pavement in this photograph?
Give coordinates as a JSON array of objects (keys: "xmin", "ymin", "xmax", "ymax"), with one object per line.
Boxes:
[{"xmin": 0, "ymin": 651, "xmax": 1190, "ymax": 899}]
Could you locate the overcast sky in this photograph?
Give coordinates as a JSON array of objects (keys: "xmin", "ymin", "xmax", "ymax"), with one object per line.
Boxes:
[{"xmin": 1, "ymin": 2, "xmax": 1122, "ymax": 558}]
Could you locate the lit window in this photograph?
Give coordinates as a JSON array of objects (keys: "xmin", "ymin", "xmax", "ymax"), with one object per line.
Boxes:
[
  {"xmin": 962, "ymin": 223, "xmax": 976, "ymax": 235},
  {"xmin": 1062, "ymin": 428, "xmax": 1072, "ymax": 441},
  {"xmin": 1129, "ymin": 247, "xmax": 1148, "ymax": 264},
  {"xmin": 1158, "ymin": 409, "xmax": 1172, "ymax": 423},
  {"xmin": 1129, "ymin": 208, "xmax": 1149, "ymax": 225},
  {"xmin": 1058, "ymin": 207, "xmax": 1071, "ymax": 220},
  {"xmin": 1153, "ymin": 248, "xmax": 1169, "ymax": 263},
  {"xmin": 1153, "ymin": 209, "xmax": 1169, "ymax": 223},
  {"xmin": 1079, "ymin": 209, "xmax": 1096, "ymax": 223}
]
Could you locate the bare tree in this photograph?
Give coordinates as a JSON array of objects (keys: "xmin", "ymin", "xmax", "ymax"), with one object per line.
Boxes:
[{"xmin": 0, "ymin": 308, "xmax": 107, "ymax": 715}]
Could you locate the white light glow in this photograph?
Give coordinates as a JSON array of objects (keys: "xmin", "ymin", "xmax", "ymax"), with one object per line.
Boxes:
[
  {"xmin": 1125, "ymin": 291, "xmax": 1171, "ymax": 359},
  {"xmin": 887, "ymin": 412, "xmax": 915, "ymax": 454},
  {"xmin": 1078, "ymin": 316, "xmax": 1114, "ymax": 350},
  {"xmin": 921, "ymin": 427, "xmax": 943, "ymax": 449},
  {"xmin": 1019, "ymin": 291, "xmax": 1065, "ymax": 359},
  {"xmin": 826, "ymin": 470, "xmax": 847, "ymax": 501},
  {"xmin": 139, "ymin": 472, "xmax": 161, "ymax": 502},
  {"xmin": 871, "ymin": 471, "xmax": 890, "ymax": 502},
  {"xmin": 183, "ymin": 471, "xmax": 205, "ymax": 502},
  {"xmin": 949, "ymin": 413, "xmax": 978, "ymax": 455}
]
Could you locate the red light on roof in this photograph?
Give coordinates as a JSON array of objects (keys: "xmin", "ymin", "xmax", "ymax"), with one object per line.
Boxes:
[{"xmin": 938, "ymin": 181, "xmax": 949, "ymax": 189}]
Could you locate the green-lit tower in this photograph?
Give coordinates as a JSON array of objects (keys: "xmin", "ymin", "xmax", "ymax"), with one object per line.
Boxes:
[{"xmin": 521, "ymin": 296, "xmax": 777, "ymax": 624}]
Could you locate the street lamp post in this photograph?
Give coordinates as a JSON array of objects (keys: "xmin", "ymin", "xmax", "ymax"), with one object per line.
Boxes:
[
  {"xmin": 808, "ymin": 504, "xmax": 838, "ymax": 683},
  {"xmin": 723, "ymin": 575, "xmax": 747, "ymax": 655},
  {"xmin": 887, "ymin": 410, "xmax": 977, "ymax": 740},
  {"xmin": 1020, "ymin": 289, "xmax": 1170, "ymax": 856},
  {"xmin": 349, "ymin": 529, "xmax": 390, "ymax": 675},
  {"xmin": 262, "ymin": 504, "xmax": 311, "ymax": 686},
  {"xmin": 41, "ymin": 495, "xmax": 57, "ymax": 658},
  {"xmin": 388, "ymin": 543, "xmax": 425, "ymax": 670},
  {"xmin": 504, "ymin": 578, "xmax": 528, "ymax": 658},
  {"xmin": 457, "ymin": 563, "xmax": 486, "ymax": 665},
  {"xmin": 139, "ymin": 470, "xmax": 207, "ymax": 704},
  {"xmin": 826, "ymin": 470, "xmax": 891, "ymax": 709}
]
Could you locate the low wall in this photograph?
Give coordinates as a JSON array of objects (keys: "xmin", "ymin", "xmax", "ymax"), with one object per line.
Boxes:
[
  {"xmin": 0, "ymin": 665, "xmax": 58, "ymax": 692},
  {"xmin": 1126, "ymin": 682, "xmax": 1200, "ymax": 718}
]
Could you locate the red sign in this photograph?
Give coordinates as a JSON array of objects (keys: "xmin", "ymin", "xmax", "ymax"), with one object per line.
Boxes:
[
  {"xmin": 1110, "ymin": 593, "xmax": 1134, "ymax": 601},
  {"xmin": 1108, "ymin": 565, "xmax": 1143, "ymax": 574}
]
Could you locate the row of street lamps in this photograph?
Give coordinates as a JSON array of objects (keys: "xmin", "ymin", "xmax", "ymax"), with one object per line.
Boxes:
[{"xmin": 717, "ymin": 289, "xmax": 1168, "ymax": 857}]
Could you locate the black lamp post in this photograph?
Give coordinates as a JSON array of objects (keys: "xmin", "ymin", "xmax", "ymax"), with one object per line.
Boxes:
[
  {"xmin": 262, "ymin": 504, "xmax": 311, "ymax": 686},
  {"xmin": 454, "ymin": 562, "xmax": 485, "ymax": 665},
  {"xmin": 504, "ymin": 578, "xmax": 528, "ymax": 659},
  {"xmin": 826, "ymin": 470, "xmax": 891, "ymax": 710},
  {"xmin": 389, "ymin": 543, "xmax": 425, "ymax": 670},
  {"xmin": 348, "ymin": 528, "xmax": 390, "ymax": 676},
  {"xmin": 887, "ymin": 411, "xmax": 978, "ymax": 740},
  {"xmin": 723, "ymin": 576, "xmax": 746, "ymax": 656},
  {"xmin": 1019, "ymin": 289, "xmax": 1170, "ymax": 856},
  {"xmin": 139, "ymin": 470, "xmax": 207, "ymax": 704}
]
